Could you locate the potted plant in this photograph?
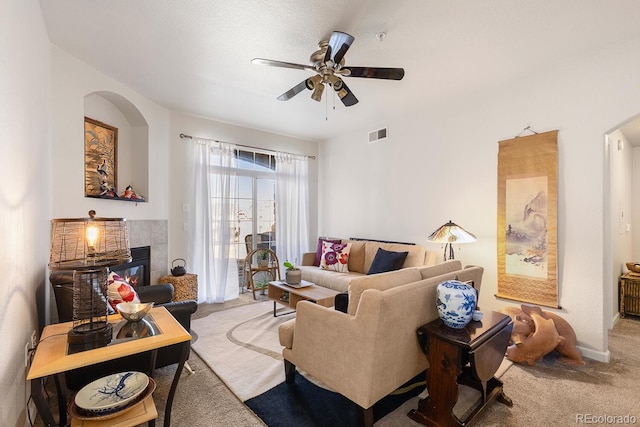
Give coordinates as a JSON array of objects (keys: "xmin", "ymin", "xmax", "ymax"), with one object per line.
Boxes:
[
  {"xmin": 258, "ymin": 250, "xmax": 269, "ymax": 267},
  {"xmin": 284, "ymin": 260, "xmax": 301, "ymax": 285}
]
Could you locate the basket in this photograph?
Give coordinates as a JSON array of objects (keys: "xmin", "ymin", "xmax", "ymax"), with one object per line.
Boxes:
[{"xmin": 626, "ymin": 262, "xmax": 640, "ymax": 274}]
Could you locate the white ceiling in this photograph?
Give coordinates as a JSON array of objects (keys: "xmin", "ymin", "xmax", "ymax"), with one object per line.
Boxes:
[{"xmin": 38, "ymin": 0, "xmax": 640, "ymax": 142}]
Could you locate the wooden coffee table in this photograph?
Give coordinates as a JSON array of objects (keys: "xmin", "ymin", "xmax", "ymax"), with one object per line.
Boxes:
[{"xmin": 268, "ymin": 280, "xmax": 340, "ymax": 317}]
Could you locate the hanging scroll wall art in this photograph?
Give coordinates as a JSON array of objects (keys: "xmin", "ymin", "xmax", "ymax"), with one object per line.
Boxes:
[{"xmin": 497, "ymin": 129, "xmax": 559, "ymax": 308}]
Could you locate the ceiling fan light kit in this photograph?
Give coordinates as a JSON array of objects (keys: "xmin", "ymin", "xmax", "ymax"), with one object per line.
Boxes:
[{"xmin": 252, "ymin": 31, "xmax": 404, "ymax": 107}]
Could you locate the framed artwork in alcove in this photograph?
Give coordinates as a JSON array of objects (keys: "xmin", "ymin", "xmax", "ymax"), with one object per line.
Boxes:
[{"xmin": 84, "ymin": 117, "xmax": 118, "ymax": 198}]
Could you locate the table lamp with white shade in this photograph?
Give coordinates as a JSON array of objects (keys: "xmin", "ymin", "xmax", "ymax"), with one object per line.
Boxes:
[{"xmin": 427, "ymin": 220, "xmax": 476, "ymax": 262}]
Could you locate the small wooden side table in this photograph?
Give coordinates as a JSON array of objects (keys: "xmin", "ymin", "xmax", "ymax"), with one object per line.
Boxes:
[
  {"xmin": 70, "ymin": 395, "xmax": 157, "ymax": 427},
  {"xmin": 159, "ymin": 273, "xmax": 198, "ymax": 301},
  {"xmin": 28, "ymin": 307, "xmax": 191, "ymax": 427},
  {"xmin": 619, "ymin": 273, "xmax": 640, "ymax": 318},
  {"xmin": 408, "ymin": 311, "xmax": 513, "ymax": 427}
]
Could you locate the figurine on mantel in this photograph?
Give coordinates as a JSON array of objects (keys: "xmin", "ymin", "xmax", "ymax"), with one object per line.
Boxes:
[
  {"xmin": 99, "ymin": 180, "xmax": 118, "ymax": 198},
  {"xmin": 120, "ymin": 185, "xmax": 145, "ymax": 201}
]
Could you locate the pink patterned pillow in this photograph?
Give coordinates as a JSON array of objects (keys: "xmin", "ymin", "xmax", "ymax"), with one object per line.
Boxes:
[
  {"xmin": 107, "ymin": 271, "xmax": 140, "ymax": 311},
  {"xmin": 319, "ymin": 241, "xmax": 352, "ymax": 272},
  {"xmin": 313, "ymin": 238, "xmax": 342, "ymax": 266}
]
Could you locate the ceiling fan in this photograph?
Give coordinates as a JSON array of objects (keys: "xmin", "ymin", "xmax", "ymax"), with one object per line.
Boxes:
[{"xmin": 252, "ymin": 31, "xmax": 405, "ymax": 107}]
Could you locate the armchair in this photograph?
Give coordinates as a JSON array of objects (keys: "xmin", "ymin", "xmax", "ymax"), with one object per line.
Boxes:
[
  {"xmin": 278, "ymin": 265, "xmax": 483, "ymax": 426},
  {"xmin": 49, "ymin": 273, "xmax": 197, "ymax": 389}
]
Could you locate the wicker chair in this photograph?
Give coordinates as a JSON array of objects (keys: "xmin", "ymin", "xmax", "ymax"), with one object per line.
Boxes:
[{"xmin": 243, "ymin": 248, "xmax": 281, "ymax": 299}]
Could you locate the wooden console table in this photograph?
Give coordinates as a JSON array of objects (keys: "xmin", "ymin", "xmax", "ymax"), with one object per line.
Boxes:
[
  {"xmin": 408, "ymin": 311, "xmax": 513, "ymax": 427},
  {"xmin": 27, "ymin": 307, "xmax": 191, "ymax": 427}
]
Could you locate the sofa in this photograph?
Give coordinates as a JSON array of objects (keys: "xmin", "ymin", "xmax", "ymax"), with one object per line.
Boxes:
[
  {"xmin": 299, "ymin": 238, "xmax": 438, "ymax": 292},
  {"xmin": 278, "ymin": 259, "xmax": 483, "ymax": 426}
]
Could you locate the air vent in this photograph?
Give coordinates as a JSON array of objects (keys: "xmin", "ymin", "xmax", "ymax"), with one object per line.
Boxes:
[{"xmin": 368, "ymin": 127, "xmax": 388, "ymax": 144}]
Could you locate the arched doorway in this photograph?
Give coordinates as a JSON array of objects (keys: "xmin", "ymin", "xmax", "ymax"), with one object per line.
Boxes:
[{"xmin": 604, "ymin": 114, "xmax": 640, "ymax": 330}]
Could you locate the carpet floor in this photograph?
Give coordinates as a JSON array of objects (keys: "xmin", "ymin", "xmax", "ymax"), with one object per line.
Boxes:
[
  {"xmin": 34, "ymin": 292, "xmax": 640, "ymax": 426},
  {"xmin": 182, "ymin": 299, "xmax": 640, "ymax": 426}
]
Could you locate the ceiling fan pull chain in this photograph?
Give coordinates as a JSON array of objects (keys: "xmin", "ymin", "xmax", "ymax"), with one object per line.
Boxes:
[{"xmin": 325, "ymin": 88, "xmax": 328, "ymax": 121}]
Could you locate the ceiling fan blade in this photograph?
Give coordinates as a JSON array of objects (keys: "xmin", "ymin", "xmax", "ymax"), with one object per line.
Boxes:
[
  {"xmin": 323, "ymin": 31, "xmax": 355, "ymax": 65},
  {"xmin": 340, "ymin": 66, "xmax": 405, "ymax": 80},
  {"xmin": 277, "ymin": 79, "xmax": 311, "ymax": 101},
  {"xmin": 332, "ymin": 78, "xmax": 358, "ymax": 107},
  {"xmin": 252, "ymin": 58, "xmax": 315, "ymax": 72}
]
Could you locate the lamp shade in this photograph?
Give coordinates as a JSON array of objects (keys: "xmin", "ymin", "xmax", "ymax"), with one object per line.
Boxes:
[
  {"xmin": 427, "ymin": 220, "xmax": 476, "ymax": 244},
  {"xmin": 427, "ymin": 220, "xmax": 476, "ymax": 262},
  {"xmin": 49, "ymin": 210, "xmax": 131, "ymax": 271}
]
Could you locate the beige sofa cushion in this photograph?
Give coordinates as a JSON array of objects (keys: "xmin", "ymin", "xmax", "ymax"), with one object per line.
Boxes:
[
  {"xmin": 347, "ymin": 268, "xmax": 422, "ymax": 316},
  {"xmin": 342, "ymin": 240, "xmax": 429, "ymax": 274},
  {"xmin": 298, "ymin": 266, "xmax": 364, "ymax": 291},
  {"xmin": 345, "ymin": 240, "xmax": 366, "ymax": 273},
  {"xmin": 417, "ymin": 259, "xmax": 463, "ymax": 279}
]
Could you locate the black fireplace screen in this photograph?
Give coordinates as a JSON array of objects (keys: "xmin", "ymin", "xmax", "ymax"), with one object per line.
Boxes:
[{"xmin": 110, "ymin": 246, "xmax": 150, "ymax": 287}]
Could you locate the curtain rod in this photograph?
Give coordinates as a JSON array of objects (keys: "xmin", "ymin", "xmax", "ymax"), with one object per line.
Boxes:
[{"xmin": 179, "ymin": 133, "xmax": 316, "ymax": 159}]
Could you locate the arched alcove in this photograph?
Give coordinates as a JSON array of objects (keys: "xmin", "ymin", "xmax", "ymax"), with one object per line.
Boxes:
[{"xmin": 84, "ymin": 91, "xmax": 149, "ymax": 201}]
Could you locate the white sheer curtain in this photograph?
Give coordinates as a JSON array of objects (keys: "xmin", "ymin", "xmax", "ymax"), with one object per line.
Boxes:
[
  {"xmin": 275, "ymin": 152, "xmax": 310, "ymax": 272},
  {"xmin": 186, "ymin": 138, "xmax": 239, "ymax": 303}
]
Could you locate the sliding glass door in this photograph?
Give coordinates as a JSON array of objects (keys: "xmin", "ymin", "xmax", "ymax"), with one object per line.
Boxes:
[{"xmin": 231, "ymin": 151, "xmax": 276, "ymax": 288}]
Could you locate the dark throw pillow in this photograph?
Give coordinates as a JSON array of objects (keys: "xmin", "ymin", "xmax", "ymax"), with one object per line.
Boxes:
[
  {"xmin": 313, "ymin": 238, "xmax": 342, "ymax": 266},
  {"xmin": 367, "ymin": 248, "xmax": 409, "ymax": 275}
]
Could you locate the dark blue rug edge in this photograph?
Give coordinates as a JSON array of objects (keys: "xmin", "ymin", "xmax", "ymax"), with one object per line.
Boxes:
[{"xmin": 245, "ymin": 371, "xmax": 425, "ymax": 427}]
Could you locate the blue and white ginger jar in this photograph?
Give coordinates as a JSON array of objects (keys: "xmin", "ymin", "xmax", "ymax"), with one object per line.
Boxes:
[{"xmin": 436, "ymin": 280, "xmax": 477, "ymax": 329}]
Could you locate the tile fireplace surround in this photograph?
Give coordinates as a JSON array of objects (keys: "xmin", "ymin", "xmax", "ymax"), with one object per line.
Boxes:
[{"xmin": 127, "ymin": 219, "xmax": 169, "ymax": 285}]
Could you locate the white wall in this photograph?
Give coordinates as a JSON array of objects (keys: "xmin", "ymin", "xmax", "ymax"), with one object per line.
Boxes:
[
  {"xmin": 607, "ymin": 129, "xmax": 633, "ymax": 325},
  {"xmin": 320, "ymin": 36, "xmax": 640, "ymax": 361},
  {"xmin": 632, "ymin": 145, "xmax": 640, "ymax": 259},
  {"xmin": 50, "ymin": 46, "xmax": 170, "ymax": 221},
  {"xmin": 168, "ymin": 112, "xmax": 319, "ymax": 266},
  {"xmin": 0, "ymin": 0, "xmax": 51, "ymax": 424}
]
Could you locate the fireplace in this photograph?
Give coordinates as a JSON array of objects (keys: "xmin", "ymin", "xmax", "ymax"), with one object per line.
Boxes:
[{"xmin": 111, "ymin": 246, "xmax": 151, "ymax": 288}]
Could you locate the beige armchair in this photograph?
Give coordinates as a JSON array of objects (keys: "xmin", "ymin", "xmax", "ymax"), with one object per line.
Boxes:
[{"xmin": 278, "ymin": 263, "xmax": 484, "ymax": 426}]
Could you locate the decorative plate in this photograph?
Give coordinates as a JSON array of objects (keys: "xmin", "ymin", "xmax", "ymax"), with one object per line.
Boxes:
[
  {"xmin": 69, "ymin": 377, "xmax": 156, "ymax": 420},
  {"xmin": 74, "ymin": 371, "xmax": 149, "ymax": 412}
]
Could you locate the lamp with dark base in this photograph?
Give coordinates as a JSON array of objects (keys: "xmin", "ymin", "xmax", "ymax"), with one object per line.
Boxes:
[
  {"xmin": 49, "ymin": 210, "xmax": 131, "ymax": 350},
  {"xmin": 427, "ymin": 220, "xmax": 477, "ymax": 262},
  {"xmin": 67, "ymin": 268, "xmax": 113, "ymax": 350}
]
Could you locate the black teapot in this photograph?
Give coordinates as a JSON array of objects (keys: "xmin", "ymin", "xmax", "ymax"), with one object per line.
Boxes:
[{"xmin": 171, "ymin": 258, "xmax": 187, "ymax": 276}]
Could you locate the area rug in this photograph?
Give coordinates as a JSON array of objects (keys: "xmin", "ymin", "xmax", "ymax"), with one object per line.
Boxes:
[
  {"xmin": 190, "ymin": 301, "xmax": 293, "ymax": 401},
  {"xmin": 245, "ymin": 371, "xmax": 425, "ymax": 427}
]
